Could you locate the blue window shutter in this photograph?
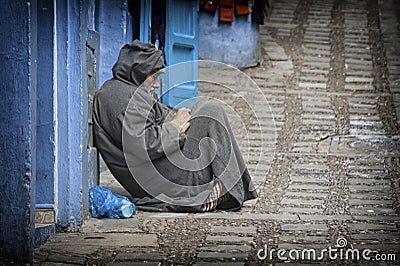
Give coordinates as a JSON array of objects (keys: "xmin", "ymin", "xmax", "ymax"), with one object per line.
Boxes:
[{"xmin": 163, "ymin": 0, "xmax": 199, "ymax": 108}]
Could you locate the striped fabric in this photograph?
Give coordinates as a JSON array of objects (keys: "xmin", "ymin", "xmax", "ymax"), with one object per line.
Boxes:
[{"xmin": 200, "ymin": 180, "xmax": 231, "ymax": 212}]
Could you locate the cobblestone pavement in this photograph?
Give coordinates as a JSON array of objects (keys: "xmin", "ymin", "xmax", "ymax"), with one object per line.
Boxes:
[{"xmin": 29, "ymin": 0, "xmax": 400, "ymax": 265}]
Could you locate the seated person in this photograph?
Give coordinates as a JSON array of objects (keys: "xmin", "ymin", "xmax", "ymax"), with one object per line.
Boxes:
[{"xmin": 93, "ymin": 40, "xmax": 257, "ymax": 212}]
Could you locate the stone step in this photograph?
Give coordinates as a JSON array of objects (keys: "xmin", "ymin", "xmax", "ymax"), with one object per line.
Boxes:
[
  {"xmin": 200, "ymin": 244, "xmax": 252, "ymax": 253},
  {"xmin": 349, "ymin": 223, "xmax": 398, "ymax": 231},
  {"xmin": 114, "ymin": 252, "xmax": 166, "ymax": 263},
  {"xmin": 277, "ymin": 243, "xmax": 329, "ymax": 251},
  {"xmin": 288, "ymin": 184, "xmax": 329, "ymax": 190},
  {"xmin": 352, "ymin": 243, "xmax": 400, "ymax": 252},
  {"xmin": 281, "ymin": 223, "xmax": 328, "ymax": 231},
  {"xmin": 196, "ymin": 251, "xmax": 248, "ymax": 261},
  {"xmin": 205, "ymin": 235, "xmax": 254, "ymax": 244},
  {"xmin": 279, "ymin": 235, "xmax": 327, "ymax": 243},
  {"xmin": 194, "ymin": 263, "xmax": 245, "ymax": 266},
  {"xmin": 285, "ymin": 191, "xmax": 327, "ymax": 199},
  {"xmin": 279, "ymin": 207, "xmax": 323, "ymax": 214},
  {"xmin": 346, "ymin": 64, "xmax": 373, "ymax": 71},
  {"xmin": 345, "ymin": 76, "xmax": 374, "ymax": 83},
  {"xmin": 281, "ymin": 198, "xmax": 325, "ymax": 206},
  {"xmin": 349, "ymin": 199, "xmax": 394, "ymax": 206},
  {"xmin": 347, "ymin": 164, "xmax": 386, "ymax": 170},
  {"xmin": 299, "ymin": 82, "xmax": 327, "ymax": 89},
  {"xmin": 351, "ymin": 233, "xmax": 399, "ymax": 241},
  {"xmin": 303, "ymin": 119, "xmax": 336, "ymax": 126},
  {"xmin": 348, "ymin": 178, "xmax": 390, "ymax": 185},
  {"xmin": 348, "ymin": 184, "xmax": 391, "ymax": 192},
  {"xmin": 210, "ymin": 226, "xmax": 257, "ymax": 235},
  {"xmin": 290, "ymin": 175, "xmax": 329, "ymax": 184},
  {"xmin": 350, "ymin": 207, "xmax": 397, "ymax": 215}
]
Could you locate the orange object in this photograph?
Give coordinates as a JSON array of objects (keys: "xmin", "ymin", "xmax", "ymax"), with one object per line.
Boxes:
[
  {"xmin": 219, "ymin": 7, "xmax": 234, "ymax": 22},
  {"xmin": 235, "ymin": 4, "xmax": 251, "ymax": 15},
  {"xmin": 219, "ymin": 0, "xmax": 234, "ymax": 7}
]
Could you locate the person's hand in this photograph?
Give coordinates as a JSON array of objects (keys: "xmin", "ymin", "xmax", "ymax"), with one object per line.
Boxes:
[{"xmin": 170, "ymin": 108, "xmax": 191, "ymax": 137}]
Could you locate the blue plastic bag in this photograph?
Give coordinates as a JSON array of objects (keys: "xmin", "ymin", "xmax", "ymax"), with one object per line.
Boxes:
[{"xmin": 89, "ymin": 186, "xmax": 136, "ymax": 218}]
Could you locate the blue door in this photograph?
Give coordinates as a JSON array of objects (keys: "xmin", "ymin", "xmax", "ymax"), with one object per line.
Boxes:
[
  {"xmin": 139, "ymin": 0, "xmax": 199, "ymax": 108},
  {"xmin": 163, "ymin": 0, "xmax": 199, "ymax": 108},
  {"xmin": 140, "ymin": 0, "xmax": 152, "ymax": 43}
]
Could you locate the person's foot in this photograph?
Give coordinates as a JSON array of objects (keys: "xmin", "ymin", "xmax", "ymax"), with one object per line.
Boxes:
[{"xmin": 200, "ymin": 180, "xmax": 223, "ymax": 212}]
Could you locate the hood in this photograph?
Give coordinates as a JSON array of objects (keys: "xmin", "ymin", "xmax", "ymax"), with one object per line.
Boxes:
[{"xmin": 112, "ymin": 40, "xmax": 165, "ymax": 86}]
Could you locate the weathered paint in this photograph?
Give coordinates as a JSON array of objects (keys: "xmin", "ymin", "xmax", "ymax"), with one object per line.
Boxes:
[
  {"xmin": 34, "ymin": 0, "xmax": 57, "ymax": 248},
  {"xmin": 36, "ymin": 0, "xmax": 56, "ymax": 208},
  {"xmin": 84, "ymin": 29, "xmax": 100, "ymax": 219},
  {"xmin": 0, "ymin": 0, "xmax": 38, "ymax": 261},
  {"xmin": 66, "ymin": 0, "xmax": 85, "ymax": 229},
  {"xmin": 1, "ymin": 0, "xmax": 100, "ymax": 258},
  {"xmin": 54, "ymin": 0, "xmax": 98, "ymax": 229},
  {"xmin": 54, "ymin": 0, "xmax": 70, "ymax": 229},
  {"xmin": 198, "ymin": 10, "xmax": 261, "ymax": 68},
  {"xmin": 96, "ymin": 0, "xmax": 133, "ymax": 87}
]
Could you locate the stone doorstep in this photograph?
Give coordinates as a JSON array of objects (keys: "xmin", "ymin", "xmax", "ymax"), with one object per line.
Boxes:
[
  {"xmin": 81, "ymin": 217, "xmax": 141, "ymax": 234},
  {"xmin": 42, "ymin": 233, "xmax": 158, "ymax": 249},
  {"xmin": 45, "ymin": 253, "xmax": 88, "ymax": 265}
]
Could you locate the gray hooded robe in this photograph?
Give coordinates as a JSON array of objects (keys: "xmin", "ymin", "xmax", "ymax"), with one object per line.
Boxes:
[{"xmin": 93, "ymin": 40, "xmax": 257, "ymax": 212}]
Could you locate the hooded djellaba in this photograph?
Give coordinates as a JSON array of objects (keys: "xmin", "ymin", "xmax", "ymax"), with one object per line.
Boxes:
[{"xmin": 93, "ymin": 40, "xmax": 257, "ymax": 212}]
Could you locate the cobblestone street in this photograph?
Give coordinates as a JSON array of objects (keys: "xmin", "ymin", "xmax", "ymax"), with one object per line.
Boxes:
[{"xmin": 30, "ymin": 0, "xmax": 400, "ymax": 265}]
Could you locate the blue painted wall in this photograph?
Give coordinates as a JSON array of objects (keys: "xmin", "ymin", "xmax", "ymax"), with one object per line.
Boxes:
[
  {"xmin": 96, "ymin": 0, "xmax": 133, "ymax": 87},
  {"xmin": 1, "ymin": 0, "xmax": 99, "ymax": 259},
  {"xmin": 55, "ymin": 0, "xmax": 98, "ymax": 229},
  {"xmin": 198, "ymin": 10, "xmax": 261, "ymax": 68},
  {"xmin": 36, "ymin": 0, "xmax": 56, "ymax": 208},
  {"xmin": 0, "ymin": 0, "xmax": 38, "ymax": 260},
  {"xmin": 66, "ymin": 0, "xmax": 86, "ymax": 230},
  {"xmin": 54, "ymin": 0, "xmax": 70, "ymax": 229}
]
